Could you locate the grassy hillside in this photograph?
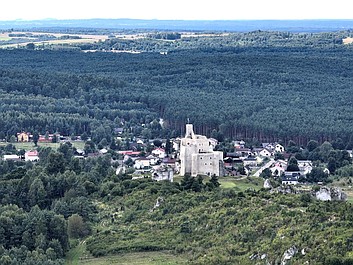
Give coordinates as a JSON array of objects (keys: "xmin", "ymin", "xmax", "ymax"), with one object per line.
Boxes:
[{"xmin": 73, "ymin": 178, "xmax": 353, "ymax": 265}]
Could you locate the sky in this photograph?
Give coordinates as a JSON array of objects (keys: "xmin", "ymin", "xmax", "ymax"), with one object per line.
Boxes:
[{"xmin": 1, "ymin": 0, "xmax": 353, "ymax": 21}]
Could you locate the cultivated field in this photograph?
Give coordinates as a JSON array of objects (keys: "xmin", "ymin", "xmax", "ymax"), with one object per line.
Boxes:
[{"xmin": 0, "ymin": 31, "xmax": 109, "ymax": 48}]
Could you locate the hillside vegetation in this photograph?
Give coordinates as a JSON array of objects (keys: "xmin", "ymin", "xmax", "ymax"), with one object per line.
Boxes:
[{"xmin": 83, "ymin": 178, "xmax": 353, "ymax": 264}]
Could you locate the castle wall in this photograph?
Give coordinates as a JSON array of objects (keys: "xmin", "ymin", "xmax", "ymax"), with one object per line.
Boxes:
[
  {"xmin": 191, "ymin": 152, "xmax": 223, "ymax": 176},
  {"xmin": 180, "ymin": 124, "xmax": 223, "ymax": 176}
]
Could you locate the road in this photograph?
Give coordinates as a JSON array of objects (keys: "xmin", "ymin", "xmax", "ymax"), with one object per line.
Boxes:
[{"xmin": 253, "ymin": 159, "xmax": 275, "ymax": 177}]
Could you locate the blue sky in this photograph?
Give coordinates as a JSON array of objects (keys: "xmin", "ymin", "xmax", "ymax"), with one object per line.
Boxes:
[{"xmin": 1, "ymin": 0, "xmax": 352, "ymax": 21}]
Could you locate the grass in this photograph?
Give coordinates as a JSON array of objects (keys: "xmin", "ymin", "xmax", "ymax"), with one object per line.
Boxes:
[
  {"xmin": 219, "ymin": 176, "xmax": 264, "ymax": 191},
  {"xmin": 66, "ymin": 241, "xmax": 87, "ymax": 265},
  {"xmin": 78, "ymin": 252, "xmax": 187, "ymax": 265},
  {"xmin": 173, "ymin": 175, "xmax": 264, "ymax": 191},
  {"xmin": 0, "ymin": 36, "xmax": 11, "ymax": 41},
  {"xmin": 66, "ymin": 242, "xmax": 187, "ymax": 265},
  {"xmin": 0, "ymin": 141, "xmax": 85, "ymax": 151}
]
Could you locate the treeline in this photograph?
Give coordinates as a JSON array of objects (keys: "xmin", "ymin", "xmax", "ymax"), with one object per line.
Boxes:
[
  {"xmin": 0, "ymin": 142, "xmax": 116, "ymax": 264},
  {"xmin": 76, "ymin": 30, "xmax": 352, "ymax": 52},
  {"xmin": 0, "ymin": 40, "xmax": 353, "ymax": 144}
]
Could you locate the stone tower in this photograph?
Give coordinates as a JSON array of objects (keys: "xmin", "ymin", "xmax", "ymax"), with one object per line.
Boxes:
[{"xmin": 179, "ymin": 124, "xmax": 223, "ymax": 176}]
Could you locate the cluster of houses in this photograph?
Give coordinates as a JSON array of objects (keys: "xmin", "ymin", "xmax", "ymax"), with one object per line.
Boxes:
[
  {"xmin": 4, "ymin": 129, "xmax": 336, "ymax": 186},
  {"xmin": 224, "ymin": 141, "xmax": 324, "ymax": 185},
  {"xmin": 17, "ymin": 132, "xmax": 62, "ymax": 143},
  {"xmin": 117, "ymin": 146, "xmax": 177, "ymax": 182},
  {"xmin": 117, "ymin": 124, "xmax": 225, "ymax": 182},
  {"xmin": 3, "ymin": 150, "xmax": 39, "ymax": 162}
]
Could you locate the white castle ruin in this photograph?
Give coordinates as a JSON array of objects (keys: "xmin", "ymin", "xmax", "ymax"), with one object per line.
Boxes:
[{"xmin": 179, "ymin": 124, "xmax": 224, "ymax": 177}]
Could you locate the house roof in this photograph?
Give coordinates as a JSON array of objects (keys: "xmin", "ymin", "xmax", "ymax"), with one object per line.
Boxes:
[
  {"xmin": 162, "ymin": 158, "xmax": 176, "ymax": 164},
  {"xmin": 282, "ymin": 176, "xmax": 299, "ymax": 182},
  {"xmin": 261, "ymin": 148, "xmax": 272, "ymax": 153},
  {"xmin": 114, "ymin": 127, "xmax": 124, "ymax": 133},
  {"xmin": 253, "ymin": 148, "xmax": 263, "ymax": 152},
  {"xmin": 17, "ymin": 132, "xmax": 30, "ymax": 135},
  {"xmin": 3, "ymin": 155, "xmax": 20, "ymax": 159},
  {"xmin": 153, "ymin": 148, "xmax": 165, "ymax": 152},
  {"xmin": 136, "ymin": 157, "xmax": 150, "ymax": 161},
  {"xmin": 236, "ymin": 148, "xmax": 251, "ymax": 152},
  {"xmin": 226, "ymin": 152, "xmax": 240, "ymax": 158},
  {"xmin": 118, "ymin": 150, "xmax": 141, "ymax": 156},
  {"xmin": 26, "ymin": 150, "xmax": 38, "ymax": 156},
  {"xmin": 284, "ymin": 171, "xmax": 301, "ymax": 177}
]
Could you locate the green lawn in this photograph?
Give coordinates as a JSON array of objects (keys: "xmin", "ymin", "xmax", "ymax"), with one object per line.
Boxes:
[
  {"xmin": 66, "ymin": 242, "xmax": 187, "ymax": 265},
  {"xmin": 219, "ymin": 176, "xmax": 264, "ymax": 191},
  {"xmin": 173, "ymin": 175, "xmax": 263, "ymax": 191},
  {"xmin": 0, "ymin": 141, "xmax": 85, "ymax": 151}
]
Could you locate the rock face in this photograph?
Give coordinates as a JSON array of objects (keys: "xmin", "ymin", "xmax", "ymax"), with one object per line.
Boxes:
[
  {"xmin": 264, "ymin": 179, "xmax": 272, "ymax": 189},
  {"xmin": 281, "ymin": 245, "xmax": 298, "ymax": 265},
  {"xmin": 150, "ymin": 196, "xmax": 164, "ymax": 212},
  {"xmin": 315, "ymin": 187, "xmax": 347, "ymax": 201}
]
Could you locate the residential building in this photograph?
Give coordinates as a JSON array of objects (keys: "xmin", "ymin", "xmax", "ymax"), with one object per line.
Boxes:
[
  {"xmin": 25, "ymin": 150, "xmax": 39, "ymax": 162},
  {"xmin": 152, "ymin": 148, "xmax": 166, "ymax": 159},
  {"xmin": 282, "ymin": 172, "xmax": 301, "ymax": 185},
  {"xmin": 3, "ymin": 155, "xmax": 21, "ymax": 161},
  {"xmin": 275, "ymin": 144, "xmax": 285, "ymax": 153},
  {"xmin": 17, "ymin": 132, "xmax": 30, "ymax": 142},
  {"xmin": 134, "ymin": 157, "xmax": 151, "ymax": 169}
]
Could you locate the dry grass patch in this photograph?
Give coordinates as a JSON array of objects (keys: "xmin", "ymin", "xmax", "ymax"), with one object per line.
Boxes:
[{"xmin": 343, "ymin": 37, "xmax": 353, "ymax": 44}]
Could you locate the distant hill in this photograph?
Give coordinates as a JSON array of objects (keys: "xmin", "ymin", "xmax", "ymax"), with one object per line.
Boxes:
[{"xmin": 1, "ymin": 18, "xmax": 353, "ymax": 32}]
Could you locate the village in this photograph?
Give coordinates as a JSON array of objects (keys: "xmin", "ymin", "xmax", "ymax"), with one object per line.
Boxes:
[{"xmin": 1, "ymin": 124, "xmax": 350, "ymax": 189}]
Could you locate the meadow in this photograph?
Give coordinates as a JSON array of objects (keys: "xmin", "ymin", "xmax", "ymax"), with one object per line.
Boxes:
[{"xmin": 0, "ymin": 140, "xmax": 85, "ymax": 151}]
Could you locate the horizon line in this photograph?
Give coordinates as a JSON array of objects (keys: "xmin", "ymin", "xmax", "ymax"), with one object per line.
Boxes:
[{"xmin": 1, "ymin": 18, "xmax": 353, "ymax": 22}]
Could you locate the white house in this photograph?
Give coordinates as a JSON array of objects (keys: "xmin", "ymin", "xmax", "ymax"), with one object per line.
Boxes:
[
  {"xmin": 243, "ymin": 156, "xmax": 257, "ymax": 166},
  {"xmin": 270, "ymin": 164, "xmax": 286, "ymax": 177},
  {"xmin": 282, "ymin": 172, "xmax": 301, "ymax": 185},
  {"xmin": 25, "ymin": 150, "xmax": 39, "ymax": 162},
  {"xmin": 152, "ymin": 148, "xmax": 166, "ymax": 159},
  {"xmin": 134, "ymin": 157, "xmax": 151, "ymax": 169},
  {"xmin": 3, "ymin": 154, "xmax": 21, "ymax": 161},
  {"xmin": 275, "ymin": 144, "xmax": 285, "ymax": 153},
  {"xmin": 146, "ymin": 154, "xmax": 159, "ymax": 165},
  {"xmin": 99, "ymin": 148, "xmax": 108, "ymax": 154},
  {"xmin": 298, "ymin": 160, "xmax": 313, "ymax": 175},
  {"xmin": 262, "ymin": 143, "xmax": 275, "ymax": 151},
  {"xmin": 259, "ymin": 148, "xmax": 273, "ymax": 157}
]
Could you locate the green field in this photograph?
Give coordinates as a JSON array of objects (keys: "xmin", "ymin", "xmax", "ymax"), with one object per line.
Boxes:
[
  {"xmin": 0, "ymin": 141, "xmax": 85, "ymax": 151},
  {"xmin": 0, "ymin": 36, "xmax": 11, "ymax": 41},
  {"xmin": 76, "ymin": 252, "xmax": 186, "ymax": 265},
  {"xmin": 173, "ymin": 175, "xmax": 263, "ymax": 191},
  {"xmin": 66, "ymin": 242, "xmax": 187, "ymax": 265},
  {"xmin": 219, "ymin": 176, "xmax": 264, "ymax": 191}
]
